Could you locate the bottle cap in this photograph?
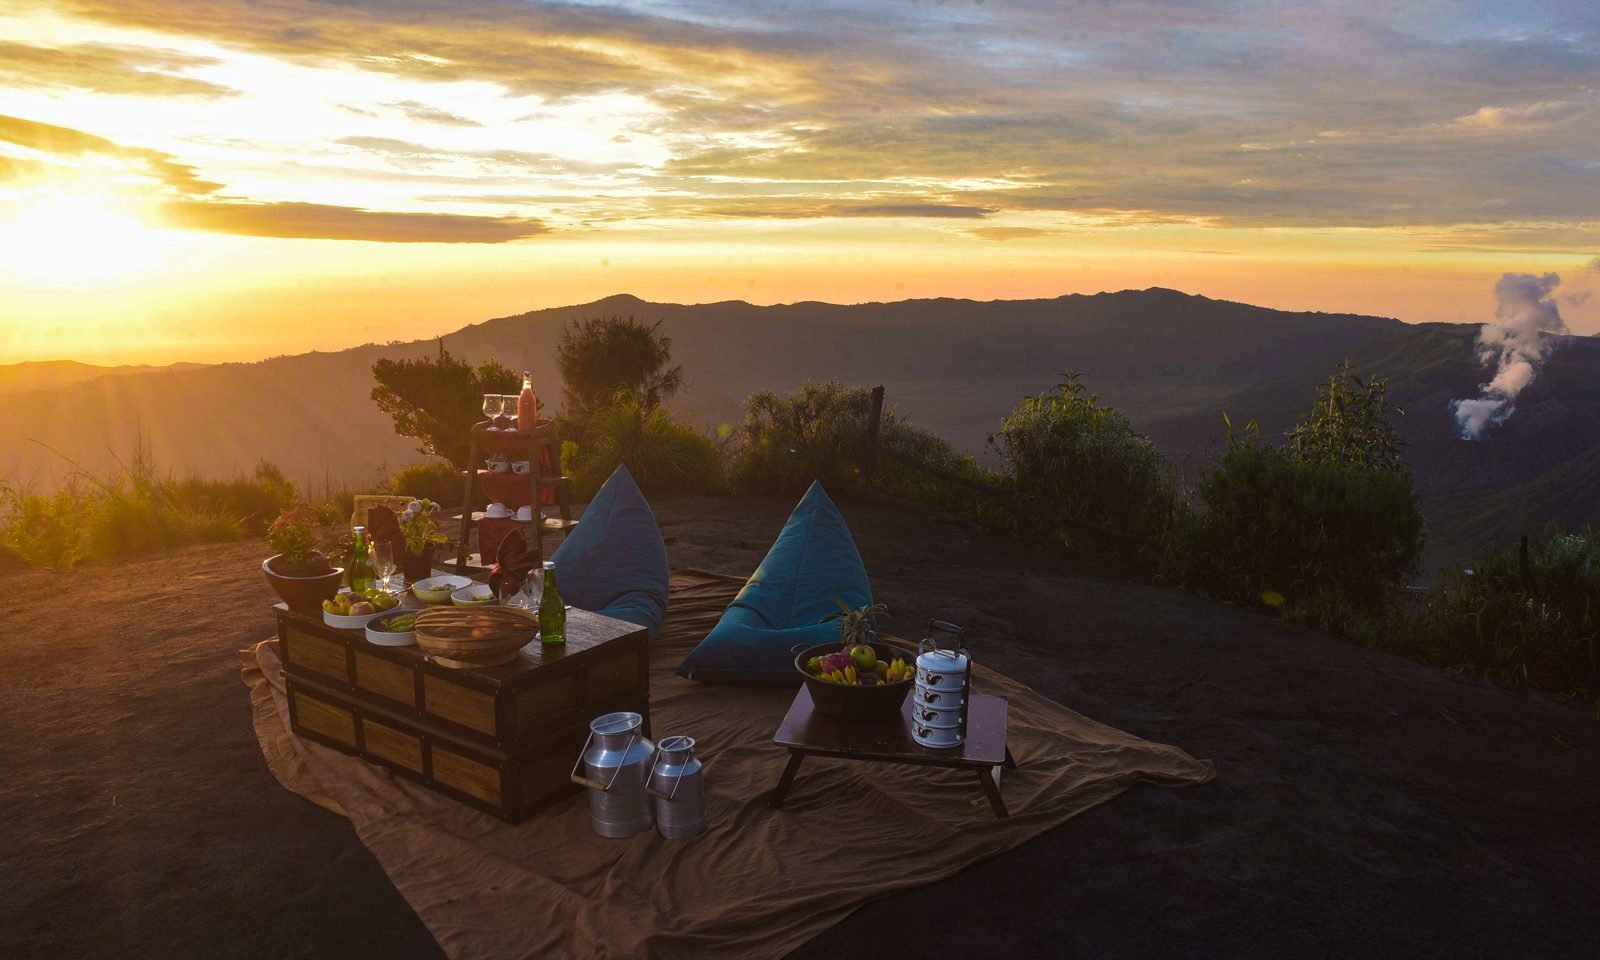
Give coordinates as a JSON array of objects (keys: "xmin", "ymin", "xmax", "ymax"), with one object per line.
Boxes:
[{"xmin": 542, "ymin": 560, "xmax": 555, "ymax": 570}]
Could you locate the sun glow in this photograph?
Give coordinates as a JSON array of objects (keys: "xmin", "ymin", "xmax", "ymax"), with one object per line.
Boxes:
[{"xmin": 0, "ymin": 188, "xmax": 175, "ymax": 283}]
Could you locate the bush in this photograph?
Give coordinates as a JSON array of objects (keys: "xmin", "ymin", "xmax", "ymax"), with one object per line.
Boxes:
[
  {"xmin": 390, "ymin": 460, "xmax": 462, "ymax": 508},
  {"xmin": 1179, "ymin": 442, "xmax": 1425, "ymax": 617},
  {"xmin": 566, "ymin": 396, "xmax": 725, "ymax": 499},
  {"xmin": 728, "ymin": 380, "xmax": 879, "ymax": 495},
  {"xmin": 991, "ymin": 373, "xmax": 1174, "ymax": 563},
  {"xmin": 1406, "ymin": 525, "xmax": 1598, "ymax": 699}
]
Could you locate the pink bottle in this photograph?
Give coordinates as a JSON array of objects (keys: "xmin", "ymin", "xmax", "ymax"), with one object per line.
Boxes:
[{"xmin": 517, "ymin": 371, "xmax": 537, "ymax": 432}]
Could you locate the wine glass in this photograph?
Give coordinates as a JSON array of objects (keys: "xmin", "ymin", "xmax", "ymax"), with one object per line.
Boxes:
[
  {"xmin": 498, "ymin": 395, "xmax": 518, "ymax": 431},
  {"xmin": 482, "ymin": 393, "xmax": 500, "ymax": 430},
  {"xmin": 370, "ymin": 541, "xmax": 397, "ymax": 595}
]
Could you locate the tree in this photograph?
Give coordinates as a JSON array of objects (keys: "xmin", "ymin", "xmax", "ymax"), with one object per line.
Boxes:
[
  {"xmin": 1286, "ymin": 360, "xmax": 1407, "ymax": 474},
  {"xmin": 371, "ymin": 348, "xmax": 519, "ymax": 468},
  {"xmin": 554, "ymin": 316, "xmax": 684, "ymax": 421}
]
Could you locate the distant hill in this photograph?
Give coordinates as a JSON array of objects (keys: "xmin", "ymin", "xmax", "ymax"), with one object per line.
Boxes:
[
  {"xmin": 0, "ymin": 360, "xmax": 209, "ymax": 395},
  {"xmin": 2, "ymin": 288, "xmax": 1595, "ymax": 571}
]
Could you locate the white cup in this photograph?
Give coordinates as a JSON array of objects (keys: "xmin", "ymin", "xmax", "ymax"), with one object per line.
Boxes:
[
  {"xmin": 485, "ymin": 502, "xmax": 511, "ymax": 518},
  {"xmin": 515, "ymin": 505, "xmax": 534, "ymax": 522}
]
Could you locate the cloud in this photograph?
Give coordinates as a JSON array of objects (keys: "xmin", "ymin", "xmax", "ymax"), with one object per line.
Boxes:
[
  {"xmin": 1453, "ymin": 100, "xmax": 1587, "ymax": 129},
  {"xmin": 21, "ymin": 0, "xmax": 1600, "ymax": 249},
  {"xmin": 0, "ymin": 40, "xmax": 238, "ymax": 98},
  {"xmin": 383, "ymin": 100, "xmax": 482, "ymax": 127},
  {"xmin": 969, "ymin": 227, "xmax": 1053, "ymax": 241},
  {"xmin": 157, "ymin": 200, "xmax": 548, "ymax": 242},
  {"xmin": 0, "ymin": 113, "xmax": 222, "ymax": 194}
]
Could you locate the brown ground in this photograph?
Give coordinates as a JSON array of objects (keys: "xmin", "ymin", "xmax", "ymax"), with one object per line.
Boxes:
[{"xmin": 2, "ymin": 494, "xmax": 1598, "ymax": 959}]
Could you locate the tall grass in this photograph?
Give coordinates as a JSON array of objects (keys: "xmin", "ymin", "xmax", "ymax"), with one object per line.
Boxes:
[{"xmin": 0, "ymin": 449, "xmax": 308, "ymax": 569}]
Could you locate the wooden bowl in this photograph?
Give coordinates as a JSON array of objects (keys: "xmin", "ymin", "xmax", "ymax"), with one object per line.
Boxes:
[{"xmin": 414, "ymin": 606, "xmax": 538, "ymax": 668}]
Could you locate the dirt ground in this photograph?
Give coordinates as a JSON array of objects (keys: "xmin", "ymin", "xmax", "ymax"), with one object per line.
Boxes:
[{"xmin": 2, "ymin": 493, "xmax": 1598, "ymax": 959}]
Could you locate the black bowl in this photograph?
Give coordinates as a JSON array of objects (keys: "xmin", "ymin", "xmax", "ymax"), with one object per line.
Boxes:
[{"xmin": 794, "ymin": 641, "xmax": 914, "ymax": 722}]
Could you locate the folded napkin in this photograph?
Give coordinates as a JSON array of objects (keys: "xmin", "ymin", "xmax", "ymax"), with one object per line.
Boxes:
[
  {"xmin": 488, "ymin": 529, "xmax": 541, "ymax": 597},
  {"xmin": 365, "ymin": 505, "xmax": 403, "ymax": 552}
]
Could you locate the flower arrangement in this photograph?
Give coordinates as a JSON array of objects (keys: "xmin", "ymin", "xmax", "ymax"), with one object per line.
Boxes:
[
  {"xmin": 267, "ymin": 503, "xmax": 323, "ymax": 565},
  {"xmin": 398, "ymin": 498, "xmax": 449, "ymax": 557}
]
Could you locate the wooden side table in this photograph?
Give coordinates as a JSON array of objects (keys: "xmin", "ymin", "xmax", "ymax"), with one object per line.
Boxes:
[{"xmin": 769, "ymin": 687, "xmax": 1018, "ymax": 818}]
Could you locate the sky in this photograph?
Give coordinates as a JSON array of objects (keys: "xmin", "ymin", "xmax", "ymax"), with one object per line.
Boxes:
[{"xmin": 1, "ymin": 0, "xmax": 1598, "ymax": 365}]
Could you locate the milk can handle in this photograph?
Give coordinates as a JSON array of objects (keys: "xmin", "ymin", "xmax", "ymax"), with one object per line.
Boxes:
[
  {"xmin": 644, "ymin": 749, "xmax": 686, "ymax": 802},
  {"xmin": 568, "ymin": 728, "xmax": 641, "ymax": 792}
]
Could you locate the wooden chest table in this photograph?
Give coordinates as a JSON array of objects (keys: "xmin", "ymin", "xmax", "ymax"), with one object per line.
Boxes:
[
  {"xmin": 769, "ymin": 687, "xmax": 1016, "ymax": 818},
  {"xmin": 275, "ymin": 602, "xmax": 649, "ymax": 821}
]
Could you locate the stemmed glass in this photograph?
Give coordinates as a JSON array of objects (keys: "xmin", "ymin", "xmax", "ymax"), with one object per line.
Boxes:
[
  {"xmin": 498, "ymin": 395, "xmax": 519, "ymax": 431},
  {"xmin": 482, "ymin": 393, "xmax": 501, "ymax": 430},
  {"xmin": 370, "ymin": 541, "xmax": 398, "ymax": 595}
]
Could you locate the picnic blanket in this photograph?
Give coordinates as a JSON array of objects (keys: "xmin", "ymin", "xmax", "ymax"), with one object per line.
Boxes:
[{"xmin": 241, "ymin": 569, "xmax": 1214, "ymax": 960}]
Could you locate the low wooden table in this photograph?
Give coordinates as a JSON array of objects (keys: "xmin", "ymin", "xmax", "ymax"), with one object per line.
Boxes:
[
  {"xmin": 769, "ymin": 687, "xmax": 1017, "ymax": 818},
  {"xmin": 275, "ymin": 597, "xmax": 648, "ymax": 821}
]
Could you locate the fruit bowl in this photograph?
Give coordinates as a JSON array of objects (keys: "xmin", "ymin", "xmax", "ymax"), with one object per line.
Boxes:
[
  {"xmin": 323, "ymin": 589, "xmax": 402, "ymax": 629},
  {"xmin": 366, "ymin": 611, "xmax": 418, "ymax": 647},
  {"xmin": 412, "ymin": 574, "xmax": 471, "ymax": 604},
  {"xmin": 794, "ymin": 641, "xmax": 915, "ymax": 722}
]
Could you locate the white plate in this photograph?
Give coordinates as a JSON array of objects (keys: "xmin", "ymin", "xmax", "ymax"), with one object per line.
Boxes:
[
  {"xmin": 366, "ymin": 613, "xmax": 418, "ymax": 646},
  {"xmin": 452, "ymin": 583, "xmax": 496, "ymax": 606}
]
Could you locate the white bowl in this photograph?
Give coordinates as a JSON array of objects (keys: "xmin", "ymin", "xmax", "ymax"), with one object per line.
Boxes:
[
  {"xmin": 366, "ymin": 611, "xmax": 418, "ymax": 646},
  {"xmin": 451, "ymin": 583, "xmax": 497, "ymax": 606},
  {"xmin": 485, "ymin": 458, "xmax": 511, "ymax": 473},
  {"xmin": 324, "ymin": 593, "xmax": 400, "ymax": 629},
  {"xmin": 412, "ymin": 574, "xmax": 471, "ymax": 604},
  {"xmin": 484, "ymin": 504, "xmax": 512, "ymax": 519},
  {"xmin": 510, "ymin": 460, "xmax": 531, "ymax": 475}
]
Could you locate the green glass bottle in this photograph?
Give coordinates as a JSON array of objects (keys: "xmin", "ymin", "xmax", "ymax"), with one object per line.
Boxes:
[
  {"xmin": 538, "ymin": 560, "xmax": 565, "ymax": 645},
  {"xmin": 349, "ymin": 525, "xmax": 376, "ymax": 594}
]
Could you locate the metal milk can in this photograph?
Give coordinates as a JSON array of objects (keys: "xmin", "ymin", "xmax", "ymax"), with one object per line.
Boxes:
[
  {"xmin": 647, "ymin": 736, "xmax": 706, "ymax": 840},
  {"xmin": 570, "ymin": 711, "xmax": 656, "ymax": 838}
]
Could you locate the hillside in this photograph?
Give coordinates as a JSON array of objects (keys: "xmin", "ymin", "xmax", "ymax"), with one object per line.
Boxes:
[
  {"xmin": 0, "ymin": 288, "xmax": 1402, "ymax": 488},
  {"xmin": 0, "ymin": 360, "xmax": 209, "ymax": 396},
  {"xmin": 2, "ymin": 288, "xmax": 1596, "ymax": 569}
]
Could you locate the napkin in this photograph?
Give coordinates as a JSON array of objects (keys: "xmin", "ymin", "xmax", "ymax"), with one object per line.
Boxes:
[
  {"xmin": 488, "ymin": 528, "xmax": 541, "ymax": 596},
  {"xmin": 365, "ymin": 505, "xmax": 404, "ymax": 552}
]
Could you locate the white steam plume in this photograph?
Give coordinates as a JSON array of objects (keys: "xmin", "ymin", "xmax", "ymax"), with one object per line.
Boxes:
[{"xmin": 1450, "ymin": 272, "xmax": 1571, "ymax": 439}]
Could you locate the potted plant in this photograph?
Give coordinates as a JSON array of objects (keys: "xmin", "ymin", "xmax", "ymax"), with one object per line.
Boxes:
[
  {"xmin": 396, "ymin": 498, "xmax": 451, "ymax": 583},
  {"xmin": 795, "ymin": 600, "xmax": 910, "ymax": 721},
  {"xmin": 261, "ymin": 503, "xmax": 343, "ymax": 614}
]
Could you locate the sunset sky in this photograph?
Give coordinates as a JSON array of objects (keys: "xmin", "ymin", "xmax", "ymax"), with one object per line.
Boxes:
[{"xmin": 2, "ymin": 0, "xmax": 1598, "ymax": 365}]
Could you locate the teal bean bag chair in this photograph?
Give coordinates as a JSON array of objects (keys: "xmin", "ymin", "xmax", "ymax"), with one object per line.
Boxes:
[
  {"xmin": 550, "ymin": 464, "xmax": 669, "ymax": 641},
  {"xmin": 677, "ymin": 481, "xmax": 872, "ymax": 685}
]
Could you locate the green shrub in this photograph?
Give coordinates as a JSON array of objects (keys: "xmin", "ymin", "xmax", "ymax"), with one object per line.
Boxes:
[
  {"xmin": 1182, "ymin": 442, "xmax": 1425, "ymax": 617},
  {"xmin": 1405, "ymin": 525, "xmax": 1598, "ymax": 698},
  {"xmin": 566, "ymin": 396, "xmax": 725, "ymax": 499},
  {"xmin": 728, "ymin": 380, "xmax": 879, "ymax": 495},
  {"xmin": 991, "ymin": 373, "xmax": 1173, "ymax": 562},
  {"xmin": 390, "ymin": 460, "xmax": 462, "ymax": 508}
]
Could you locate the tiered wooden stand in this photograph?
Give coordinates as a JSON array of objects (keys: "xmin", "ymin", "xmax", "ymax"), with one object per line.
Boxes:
[
  {"xmin": 455, "ymin": 419, "xmax": 576, "ymax": 572},
  {"xmin": 275, "ymin": 601, "xmax": 649, "ymax": 821}
]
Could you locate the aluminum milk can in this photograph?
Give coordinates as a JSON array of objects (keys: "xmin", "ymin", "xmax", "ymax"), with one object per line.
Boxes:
[
  {"xmin": 647, "ymin": 736, "xmax": 706, "ymax": 840},
  {"xmin": 570, "ymin": 712, "xmax": 656, "ymax": 838}
]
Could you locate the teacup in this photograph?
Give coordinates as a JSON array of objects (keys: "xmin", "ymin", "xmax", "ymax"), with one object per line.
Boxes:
[
  {"xmin": 514, "ymin": 505, "xmax": 534, "ymax": 521},
  {"xmin": 485, "ymin": 502, "xmax": 511, "ymax": 518}
]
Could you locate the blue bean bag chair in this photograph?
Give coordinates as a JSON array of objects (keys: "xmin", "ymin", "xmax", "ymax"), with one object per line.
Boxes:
[
  {"xmin": 677, "ymin": 482, "xmax": 872, "ymax": 685},
  {"xmin": 550, "ymin": 464, "xmax": 669, "ymax": 641}
]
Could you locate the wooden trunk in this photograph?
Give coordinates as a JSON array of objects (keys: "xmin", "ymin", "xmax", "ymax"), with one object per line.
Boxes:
[
  {"xmin": 285, "ymin": 671, "xmax": 591, "ymax": 821},
  {"xmin": 275, "ymin": 604, "xmax": 649, "ymax": 752}
]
